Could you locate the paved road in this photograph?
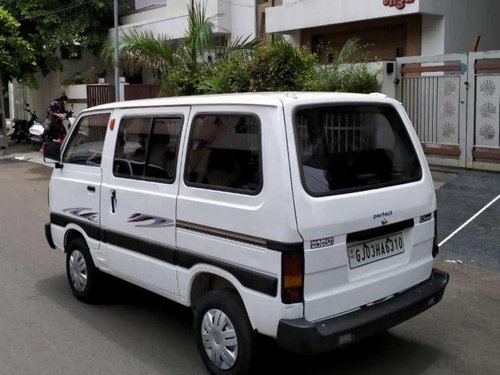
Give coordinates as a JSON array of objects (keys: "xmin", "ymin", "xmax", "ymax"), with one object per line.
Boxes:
[
  {"xmin": 0, "ymin": 159, "xmax": 499, "ymax": 375},
  {"xmin": 434, "ymin": 168, "xmax": 500, "ymax": 272}
]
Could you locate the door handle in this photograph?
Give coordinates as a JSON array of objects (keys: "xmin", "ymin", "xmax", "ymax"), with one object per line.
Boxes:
[
  {"xmin": 87, "ymin": 185, "xmax": 96, "ymax": 192},
  {"xmin": 110, "ymin": 190, "xmax": 116, "ymax": 213}
]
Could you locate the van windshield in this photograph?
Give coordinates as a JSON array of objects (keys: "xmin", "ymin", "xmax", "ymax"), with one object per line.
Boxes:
[{"xmin": 294, "ymin": 104, "xmax": 422, "ymax": 196}]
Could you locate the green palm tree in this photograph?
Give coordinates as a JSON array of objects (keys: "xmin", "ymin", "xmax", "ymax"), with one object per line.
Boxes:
[{"xmin": 101, "ymin": 1, "xmax": 258, "ymax": 95}]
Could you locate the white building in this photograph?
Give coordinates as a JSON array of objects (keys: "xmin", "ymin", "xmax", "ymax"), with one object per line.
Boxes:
[
  {"xmin": 263, "ymin": 0, "xmax": 500, "ymax": 61},
  {"xmin": 119, "ymin": 0, "xmax": 256, "ymax": 47}
]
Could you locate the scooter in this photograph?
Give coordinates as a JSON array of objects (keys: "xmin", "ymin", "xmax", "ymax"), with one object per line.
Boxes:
[{"xmin": 25, "ymin": 104, "xmax": 46, "ymax": 144}]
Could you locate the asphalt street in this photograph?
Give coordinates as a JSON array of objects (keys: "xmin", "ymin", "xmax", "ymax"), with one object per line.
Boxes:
[
  {"xmin": 433, "ymin": 168, "xmax": 500, "ymax": 272},
  {"xmin": 0, "ymin": 156, "xmax": 499, "ymax": 375}
]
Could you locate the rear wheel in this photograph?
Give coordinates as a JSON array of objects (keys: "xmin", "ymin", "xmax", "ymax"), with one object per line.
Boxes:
[
  {"xmin": 194, "ymin": 290, "xmax": 255, "ymax": 375},
  {"xmin": 66, "ymin": 237, "xmax": 102, "ymax": 303}
]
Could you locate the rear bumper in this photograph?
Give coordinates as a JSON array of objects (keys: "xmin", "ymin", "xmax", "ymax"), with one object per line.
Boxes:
[
  {"xmin": 277, "ymin": 268, "xmax": 449, "ymax": 354},
  {"xmin": 45, "ymin": 222, "xmax": 56, "ymax": 249}
]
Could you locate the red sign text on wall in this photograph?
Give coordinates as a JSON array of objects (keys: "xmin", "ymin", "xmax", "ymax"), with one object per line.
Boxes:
[{"xmin": 383, "ymin": 0, "xmax": 415, "ymax": 10}]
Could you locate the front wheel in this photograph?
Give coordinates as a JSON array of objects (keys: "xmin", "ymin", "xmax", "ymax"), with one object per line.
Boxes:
[
  {"xmin": 194, "ymin": 290, "xmax": 256, "ymax": 375},
  {"xmin": 65, "ymin": 238, "xmax": 102, "ymax": 303}
]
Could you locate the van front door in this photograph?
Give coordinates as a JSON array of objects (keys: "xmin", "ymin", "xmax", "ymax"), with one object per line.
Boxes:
[
  {"xmin": 100, "ymin": 107, "xmax": 189, "ymax": 296},
  {"xmin": 49, "ymin": 112, "xmax": 110, "ymax": 268}
]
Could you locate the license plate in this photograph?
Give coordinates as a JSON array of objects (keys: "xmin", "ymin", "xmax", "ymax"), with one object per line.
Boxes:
[{"xmin": 348, "ymin": 232, "xmax": 405, "ymax": 269}]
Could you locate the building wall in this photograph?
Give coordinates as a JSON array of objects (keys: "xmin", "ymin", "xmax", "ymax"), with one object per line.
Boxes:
[
  {"xmin": 257, "ymin": 0, "xmax": 283, "ymax": 41},
  {"xmin": 120, "ymin": 0, "xmax": 255, "ymax": 42},
  {"xmin": 228, "ymin": 0, "xmax": 256, "ymax": 40},
  {"xmin": 301, "ymin": 15, "xmax": 421, "ymax": 62},
  {"xmin": 266, "ymin": 0, "xmax": 422, "ymax": 34},
  {"xmin": 421, "ymin": 0, "xmax": 500, "ymax": 53},
  {"xmin": 135, "ymin": 0, "xmax": 167, "ymax": 10},
  {"xmin": 11, "ymin": 49, "xmax": 105, "ymax": 120},
  {"xmin": 267, "ymin": 0, "xmax": 500, "ymax": 57},
  {"xmin": 421, "ymin": 15, "xmax": 445, "ymax": 55}
]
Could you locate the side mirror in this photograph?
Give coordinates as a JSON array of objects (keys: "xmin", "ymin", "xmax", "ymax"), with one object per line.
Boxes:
[{"xmin": 43, "ymin": 142, "xmax": 63, "ymax": 169}]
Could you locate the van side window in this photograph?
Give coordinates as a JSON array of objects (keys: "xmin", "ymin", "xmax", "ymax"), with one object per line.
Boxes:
[
  {"xmin": 185, "ymin": 114, "xmax": 262, "ymax": 194},
  {"xmin": 113, "ymin": 116, "xmax": 183, "ymax": 183},
  {"xmin": 63, "ymin": 113, "xmax": 109, "ymax": 166}
]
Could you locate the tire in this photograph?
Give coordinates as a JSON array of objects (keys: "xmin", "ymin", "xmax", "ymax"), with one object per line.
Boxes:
[
  {"xmin": 65, "ymin": 237, "xmax": 102, "ymax": 303},
  {"xmin": 194, "ymin": 290, "xmax": 255, "ymax": 375}
]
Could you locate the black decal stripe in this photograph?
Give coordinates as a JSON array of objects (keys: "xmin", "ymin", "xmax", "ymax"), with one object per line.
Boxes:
[
  {"xmin": 104, "ymin": 230, "xmax": 175, "ymax": 264},
  {"xmin": 177, "ymin": 220, "xmax": 303, "ymax": 253},
  {"xmin": 175, "ymin": 249, "xmax": 278, "ymax": 297},
  {"xmin": 347, "ymin": 219, "xmax": 415, "ymax": 243},
  {"xmin": 50, "ymin": 213, "xmax": 100, "ymax": 240},
  {"xmin": 50, "ymin": 213, "xmax": 278, "ymax": 297}
]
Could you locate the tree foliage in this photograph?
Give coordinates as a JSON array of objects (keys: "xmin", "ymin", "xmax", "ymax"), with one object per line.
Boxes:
[
  {"xmin": 1, "ymin": 0, "xmax": 116, "ymax": 79},
  {"xmin": 102, "ymin": 29, "xmax": 176, "ymax": 81},
  {"xmin": 0, "ymin": 6, "xmax": 35, "ymax": 84}
]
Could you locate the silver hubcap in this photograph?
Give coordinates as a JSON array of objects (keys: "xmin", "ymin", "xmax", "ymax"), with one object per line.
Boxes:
[
  {"xmin": 201, "ymin": 309, "xmax": 238, "ymax": 370},
  {"xmin": 69, "ymin": 250, "xmax": 88, "ymax": 292}
]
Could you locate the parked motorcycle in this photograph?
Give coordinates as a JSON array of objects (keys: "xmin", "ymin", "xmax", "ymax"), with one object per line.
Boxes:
[{"xmin": 10, "ymin": 109, "xmax": 31, "ymax": 143}]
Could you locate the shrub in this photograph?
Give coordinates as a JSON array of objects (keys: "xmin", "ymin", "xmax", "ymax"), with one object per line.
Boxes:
[
  {"xmin": 248, "ymin": 40, "xmax": 318, "ymax": 92},
  {"xmin": 163, "ymin": 37, "xmax": 380, "ymax": 96},
  {"xmin": 318, "ymin": 63, "xmax": 381, "ymax": 93},
  {"xmin": 315, "ymin": 39, "xmax": 381, "ymax": 93},
  {"xmin": 198, "ymin": 54, "xmax": 251, "ymax": 94},
  {"xmin": 70, "ymin": 67, "xmax": 96, "ymax": 85},
  {"xmin": 163, "ymin": 63, "xmax": 210, "ymax": 96}
]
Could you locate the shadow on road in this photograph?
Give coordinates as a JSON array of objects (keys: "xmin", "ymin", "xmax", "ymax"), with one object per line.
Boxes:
[
  {"xmin": 26, "ymin": 164, "xmax": 52, "ymax": 181},
  {"xmin": 36, "ymin": 274, "xmax": 443, "ymax": 375}
]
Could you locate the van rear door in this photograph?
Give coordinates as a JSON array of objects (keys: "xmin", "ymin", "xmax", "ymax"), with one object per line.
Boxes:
[
  {"xmin": 100, "ymin": 107, "xmax": 189, "ymax": 296},
  {"xmin": 287, "ymin": 101, "xmax": 437, "ymax": 322}
]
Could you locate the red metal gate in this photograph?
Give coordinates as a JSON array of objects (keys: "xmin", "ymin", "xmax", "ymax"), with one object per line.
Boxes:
[
  {"xmin": 87, "ymin": 85, "xmax": 115, "ymax": 108},
  {"xmin": 124, "ymin": 84, "xmax": 160, "ymax": 101}
]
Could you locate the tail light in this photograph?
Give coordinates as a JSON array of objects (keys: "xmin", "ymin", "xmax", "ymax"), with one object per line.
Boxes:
[
  {"xmin": 282, "ymin": 252, "xmax": 304, "ymax": 304},
  {"xmin": 432, "ymin": 211, "xmax": 439, "ymax": 258}
]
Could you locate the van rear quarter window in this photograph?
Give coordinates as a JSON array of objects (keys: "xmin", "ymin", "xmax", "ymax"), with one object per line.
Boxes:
[
  {"xmin": 294, "ymin": 104, "xmax": 422, "ymax": 196},
  {"xmin": 185, "ymin": 114, "xmax": 262, "ymax": 194}
]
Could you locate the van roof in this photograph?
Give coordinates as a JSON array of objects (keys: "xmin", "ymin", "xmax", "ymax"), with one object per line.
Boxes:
[{"xmin": 83, "ymin": 92, "xmax": 397, "ymax": 113}]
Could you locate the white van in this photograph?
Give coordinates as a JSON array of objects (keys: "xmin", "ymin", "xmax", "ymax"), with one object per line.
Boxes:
[{"xmin": 44, "ymin": 92, "xmax": 448, "ymax": 375}]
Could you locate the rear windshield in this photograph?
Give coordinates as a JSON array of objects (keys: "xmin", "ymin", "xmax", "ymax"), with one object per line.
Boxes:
[{"xmin": 294, "ymin": 104, "xmax": 422, "ymax": 196}]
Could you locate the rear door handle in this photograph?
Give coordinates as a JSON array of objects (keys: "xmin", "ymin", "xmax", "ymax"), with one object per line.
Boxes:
[
  {"xmin": 111, "ymin": 190, "xmax": 117, "ymax": 213},
  {"xmin": 87, "ymin": 185, "xmax": 96, "ymax": 192}
]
